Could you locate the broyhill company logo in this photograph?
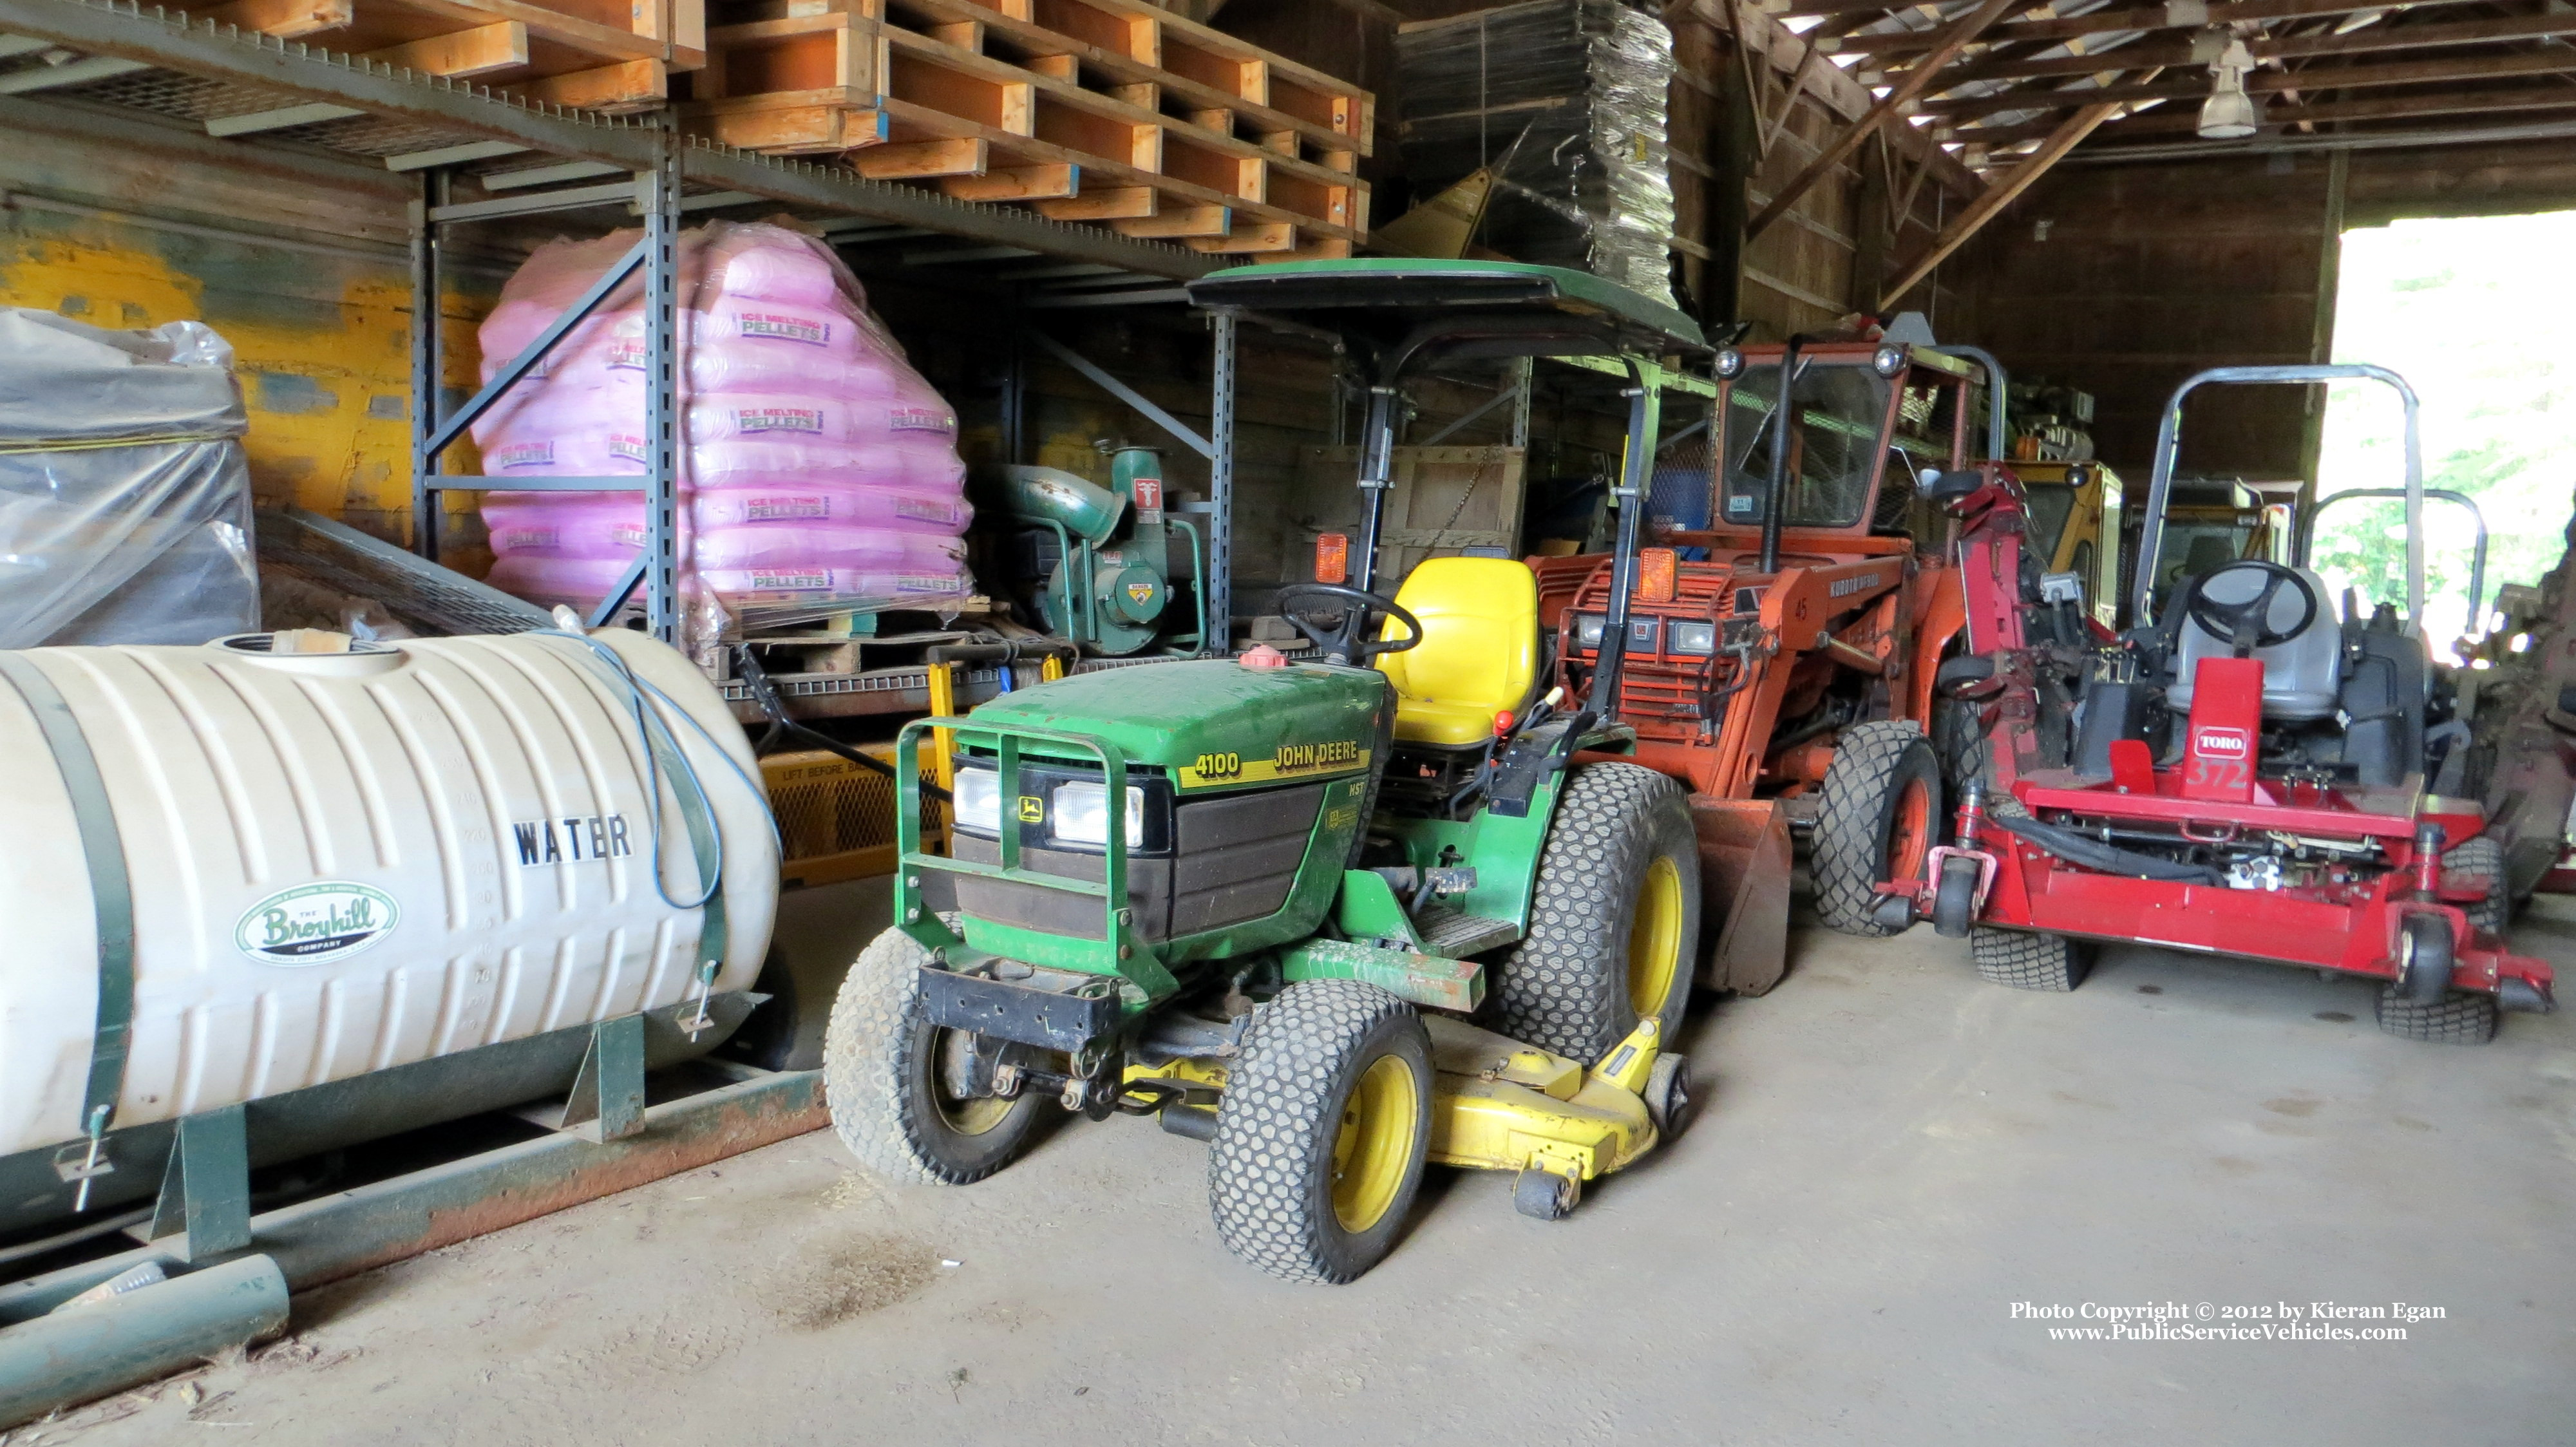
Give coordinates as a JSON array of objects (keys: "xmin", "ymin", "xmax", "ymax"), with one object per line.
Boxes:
[{"xmin": 235, "ymin": 882, "xmax": 400, "ymax": 966}]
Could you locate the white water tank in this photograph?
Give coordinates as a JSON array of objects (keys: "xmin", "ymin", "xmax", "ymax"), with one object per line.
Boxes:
[{"xmin": 0, "ymin": 629, "xmax": 777, "ymax": 1159}]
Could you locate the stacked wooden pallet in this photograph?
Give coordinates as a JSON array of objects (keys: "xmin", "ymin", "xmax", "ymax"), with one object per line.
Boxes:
[
  {"xmin": 687, "ymin": 0, "xmax": 1369, "ymax": 255},
  {"xmin": 178, "ymin": 0, "xmax": 705, "ymax": 111}
]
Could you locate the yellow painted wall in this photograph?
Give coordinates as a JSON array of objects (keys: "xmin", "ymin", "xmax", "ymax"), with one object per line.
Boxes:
[{"xmin": 0, "ymin": 205, "xmax": 489, "ymax": 554}]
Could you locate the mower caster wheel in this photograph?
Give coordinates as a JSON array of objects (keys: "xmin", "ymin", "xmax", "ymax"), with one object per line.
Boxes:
[
  {"xmin": 1209, "ymin": 979, "xmax": 1432, "ymax": 1284},
  {"xmin": 2374, "ymin": 987, "xmax": 2498, "ymax": 1045},
  {"xmin": 1513, "ymin": 1167, "xmax": 1580, "ymax": 1221},
  {"xmin": 2393, "ymin": 913, "xmax": 2456, "ymax": 1004},
  {"xmin": 1970, "ymin": 928, "xmax": 2087, "ymax": 992},
  {"xmin": 1932, "ymin": 856, "xmax": 1980, "ymax": 939},
  {"xmin": 1644, "ymin": 1053, "xmax": 1696, "ymax": 1140}
]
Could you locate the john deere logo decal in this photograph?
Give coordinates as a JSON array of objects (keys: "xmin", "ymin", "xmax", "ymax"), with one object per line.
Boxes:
[
  {"xmin": 1017, "ymin": 795, "xmax": 1045, "ymax": 823},
  {"xmin": 236, "ymin": 882, "xmax": 399, "ymax": 966}
]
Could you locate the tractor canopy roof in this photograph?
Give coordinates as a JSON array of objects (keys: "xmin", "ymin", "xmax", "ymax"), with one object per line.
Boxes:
[{"xmin": 1186, "ymin": 259, "xmax": 1706, "ymax": 361}]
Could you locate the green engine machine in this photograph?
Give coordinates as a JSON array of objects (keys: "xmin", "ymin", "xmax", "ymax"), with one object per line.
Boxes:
[
  {"xmin": 1001, "ymin": 441, "xmax": 1208, "ymax": 656},
  {"xmin": 828, "ymin": 261, "xmax": 1713, "ymax": 1285}
]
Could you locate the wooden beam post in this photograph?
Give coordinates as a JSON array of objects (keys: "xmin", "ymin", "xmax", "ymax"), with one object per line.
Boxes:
[
  {"xmin": 1821, "ymin": 0, "xmax": 2487, "ymax": 57},
  {"xmin": 1922, "ymin": 48, "xmax": 2576, "ymax": 120},
  {"xmin": 1875, "ymin": 97, "xmax": 2121, "ymax": 312},
  {"xmin": 1745, "ymin": 0, "xmax": 2022, "ymax": 241}
]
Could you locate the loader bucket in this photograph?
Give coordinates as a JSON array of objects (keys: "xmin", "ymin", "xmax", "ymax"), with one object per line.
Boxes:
[{"xmin": 1690, "ymin": 796, "xmax": 1793, "ymax": 996}]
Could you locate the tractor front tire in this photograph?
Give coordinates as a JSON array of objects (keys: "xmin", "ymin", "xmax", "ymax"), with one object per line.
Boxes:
[
  {"xmin": 1208, "ymin": 980, "xmax": 1433, "ymax": 1285},
  {"xmin": 1815, "ymin": 721, "xmax": 1944, "ymax": 937},
  {"xmin": 1492, "ymin": 762, "xmax": 1703, "ymax": 1064},
  {"xmin": 2374, "ymin": 987, "xmax": 2499, "ymax": 1045},
  {"xmin": 824, "ymin": 927, "xmax": 1046, "ymax": 1185},
  {"xmin": 1971, "ymin": 927, "xmax": 2088, "ymax": 992}
]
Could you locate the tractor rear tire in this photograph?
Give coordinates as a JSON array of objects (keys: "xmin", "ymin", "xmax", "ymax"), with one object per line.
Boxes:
[
  {"xmin": 2374, "ymin": 987, "xmax": 2499, "ymax": 1045},
  {"xmin": 1971, "ymin": 927, "xmax": 2088, "ymax": 992},
  {"xmin": 1208, "ymin": 980, "xmax": 1433, "ymax": 1284},
  {"xmin": 2443, "ymin": 834, "xmax": 2510, "ymax": 936},
  {"xmin": 1815, "ymin": 721, "xmax": 1944, "ymax": 937},
  {"xmin": 823, "ymin": 927, "xmax": 1046, "ymax": 1185},
  {"xmin": 1491, "ymin": 762, "xmax": 1702, "ymax": 1064}
]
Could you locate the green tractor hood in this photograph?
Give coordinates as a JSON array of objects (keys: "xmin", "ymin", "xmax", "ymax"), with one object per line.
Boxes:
[{"xmin": 958, "ymin": 659, "xmax": 1387, "ymax": 791}]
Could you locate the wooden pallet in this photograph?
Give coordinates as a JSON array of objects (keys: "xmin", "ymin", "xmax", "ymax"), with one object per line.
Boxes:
[
  {"xmin": 688, "ymin": 0, "xmax": 1368, "ymax": 254},
  {"xmin": 176, "ymin": 0, "xmax": 705, "ymax": 111}
]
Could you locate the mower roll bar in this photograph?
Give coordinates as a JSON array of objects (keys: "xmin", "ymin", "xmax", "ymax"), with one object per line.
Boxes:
[
  {"xmin": 2296, "ymin": 487, "xmax": 2487, "ymax": 630},
  {"xmin": 1349, "ymin": 320, "xmax": 1674, "ymax": 728},
  {"xmin": 2138, "ymin": 363, "xmax": 2425, "ymax": 629},
  {"xmin": 1927, "ymin": 344, "xmax": 2009, "ymax": 462}
]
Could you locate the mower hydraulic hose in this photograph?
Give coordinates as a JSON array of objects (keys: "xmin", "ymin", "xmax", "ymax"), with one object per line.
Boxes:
[{"xmin": 1994, "ymin": 813, "xmax": 2225, "ymax": 884}]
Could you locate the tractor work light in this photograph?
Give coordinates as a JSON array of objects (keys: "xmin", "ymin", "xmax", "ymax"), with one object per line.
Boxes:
[
  {"xmin": 951, "ymin": 765, "xmax": 1003, "ymax": 835},
  {"xmin": 1872, "ymin": 345, "xmax": 1906, "ymax": 377},
  {"xmin": 1668, "ymin": 621, "xmax": 1718, "ymax": 656},
  {"xmin": 1050, "ymin": 779, "xmax": 1147, "ymax": 847},
  {"xmin": 1714, "ymin": 347, "xmax": 1746, "ymax": 379},
  {"xmin": 1575, "ymin": 612, "xmax": 1607, "ymax": 650}
]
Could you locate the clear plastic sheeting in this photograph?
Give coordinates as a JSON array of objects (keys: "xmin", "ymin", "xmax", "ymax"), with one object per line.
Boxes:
[
  {"xmin": 0, "ymin": 309, "xmax": 258, "ymax": 648},
  {"xmin": 1396, "ymin": 0, "xmax": 1679, "ymax": 310},
  {"xmin": 469, "ymin": 220, "xmax": 976, "ymax": 648}
]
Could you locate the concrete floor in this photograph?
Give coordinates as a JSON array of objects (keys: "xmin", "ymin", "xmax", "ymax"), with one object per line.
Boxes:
[{"xmin": 41, "ymin": 897, "xmax": 2576, "ymax": 1446}]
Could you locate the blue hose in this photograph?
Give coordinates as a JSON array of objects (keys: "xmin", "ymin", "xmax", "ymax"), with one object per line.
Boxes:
[{"xmin": 533, "ymin": 629, "xmax": 778, "ymax": 913}]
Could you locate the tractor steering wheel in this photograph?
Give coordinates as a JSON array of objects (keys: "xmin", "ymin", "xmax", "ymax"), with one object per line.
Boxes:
[
  {"xmin": 1273, "ymin": 583, "xmax": 1424, "ymax": 666},
  {"xmin": 2182, "ymin": 560, "xmax": 2319, "ymax": 654}
]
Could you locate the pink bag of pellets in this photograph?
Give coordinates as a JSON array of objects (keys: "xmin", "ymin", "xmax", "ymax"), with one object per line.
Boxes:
[{"xmin": 466, "ymin": 220, "xmax": 975, "ymax": 625}]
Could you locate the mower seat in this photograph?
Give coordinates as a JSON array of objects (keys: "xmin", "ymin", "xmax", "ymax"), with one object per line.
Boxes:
[
  {"xmin": 1378, "ymin": 556, "xmax": 1539, "ymax": 748},
  {"xmin": 2166, "ymin": 562, "xmax": 2343, "ymax": 721}
]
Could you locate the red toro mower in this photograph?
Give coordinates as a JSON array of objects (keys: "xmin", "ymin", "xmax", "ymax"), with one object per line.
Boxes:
[{"xmin": 1897, "ymin": 364, "xmax": 2554, "ymax": 1043}]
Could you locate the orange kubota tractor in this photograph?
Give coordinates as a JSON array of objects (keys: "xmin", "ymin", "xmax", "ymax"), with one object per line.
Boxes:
[{"xmin": 1535, "ymin": 336, "xmax": 2012, "ymax": 988}]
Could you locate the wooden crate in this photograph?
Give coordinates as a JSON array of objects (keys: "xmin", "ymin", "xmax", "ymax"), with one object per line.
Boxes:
[
  {"xmin": 1292, "ymin": 445, "xmax": 1529, "ymax": 584},
  {"xmin": 180, "ymin": 0, "xmax": 705, "ymax": 111},
  {"xmin": 689, "ymin": 0, "xmax": 1368, "ymax": 254},
  {"xmin": 762, "ymin": 744, "xmax": 943, "ymax": 887}
]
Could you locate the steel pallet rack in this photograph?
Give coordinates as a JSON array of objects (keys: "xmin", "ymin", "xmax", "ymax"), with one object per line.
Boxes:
[{"xmin": 0, "ymin": 0, "xmax": 1251, "ymax": 715}]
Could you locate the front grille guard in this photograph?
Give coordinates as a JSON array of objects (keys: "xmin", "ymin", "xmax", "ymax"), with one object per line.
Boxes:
[{"xmin": 895, "ymin": 719, "xmax": 1155, "ymax": 988}]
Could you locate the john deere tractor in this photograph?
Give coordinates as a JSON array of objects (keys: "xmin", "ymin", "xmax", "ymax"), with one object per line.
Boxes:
[{"xmin": 824, "ymin": 261, "xmax": 1710, "ymax": 1283}]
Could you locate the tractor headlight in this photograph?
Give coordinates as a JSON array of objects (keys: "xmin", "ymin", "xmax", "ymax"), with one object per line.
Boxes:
[
  {"xmin": 951, "ymin": 766, "xmax": 1002, "ymax": 837},
  {"xmin": 1574, "ymin": 612, "xmax": 1605, "ymax": 651},
  {"xmin": 1669, "ymin": 621, "xmax": 1718, "ymax": 656},
  {"xmin": 1050, "ymin": 780, "xmax": 1146, "ymax": 847}
]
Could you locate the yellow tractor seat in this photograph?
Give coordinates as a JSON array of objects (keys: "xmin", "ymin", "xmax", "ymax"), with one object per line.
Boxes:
[{"xmin": 1376, "ymin": 556, "xmax": 1540, "ymax": 748}]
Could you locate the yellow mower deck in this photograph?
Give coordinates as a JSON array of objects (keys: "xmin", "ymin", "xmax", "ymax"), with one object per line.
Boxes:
[{"xmin": 1127, "ymin": 1014, "xmax": 1667, "ymax": 1207}]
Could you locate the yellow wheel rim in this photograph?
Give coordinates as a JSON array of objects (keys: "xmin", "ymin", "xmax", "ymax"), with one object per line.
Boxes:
[
  {"xmin": 931, "ymin": 1030, "xmax": 1015, "ymax": 1136},
  {"xmin": 1331, "ymin": 1054, "xmax": 1421, "ymax": 1233},
  {"xmin": 1627, "ymin": 854, "xmax": 1686, "ymax": 1018}
]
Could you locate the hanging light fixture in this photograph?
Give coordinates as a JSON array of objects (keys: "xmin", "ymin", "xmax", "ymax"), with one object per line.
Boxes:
[{"xmin": 2199, "ymin": 37, "xmax": 2259, "ymax": 139}]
